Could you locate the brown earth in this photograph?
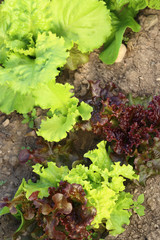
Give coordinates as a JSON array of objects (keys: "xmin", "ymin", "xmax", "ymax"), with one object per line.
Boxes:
[{"xmin": 0, "ymin": 8, "xmax": 160, "ymax": 240}]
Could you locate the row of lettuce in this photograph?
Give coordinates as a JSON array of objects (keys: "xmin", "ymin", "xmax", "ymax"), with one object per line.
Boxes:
[{"xmin": 0, "ymin": 0, "xmax": 160, "ymax": 239}]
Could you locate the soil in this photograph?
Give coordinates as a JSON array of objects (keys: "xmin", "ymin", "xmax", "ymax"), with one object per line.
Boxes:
[{"xmin": 0, "ymin": 8, "xmax": 160, "ymax": 240}]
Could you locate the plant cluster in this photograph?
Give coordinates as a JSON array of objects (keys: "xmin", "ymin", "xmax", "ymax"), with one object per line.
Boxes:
[
  {"xmin": 0, "ymin": 0, "xmax": 160, "ymax": 239},
  {"xmin": 85, "ymin": 81, "xmax": 160, "ymax": 183},
  {"xmin": 0, "ymin": 142, "xmax": 145, "ymax": 239},
  {"xmin": 101, "ymin": 0, "xmax": 160, "ymax": 64},
  {"xmin": 1, "ymin": 181, "xmax": 96, "ymax": 240}
]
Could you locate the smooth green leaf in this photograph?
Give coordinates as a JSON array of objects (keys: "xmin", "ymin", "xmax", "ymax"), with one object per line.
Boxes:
[
  {"xmin": 137, "ymin": 194, "xmax": 145, "ymax": 204},
  {"xmin": 100, "ymin": 8, "xmax": 140, "ymax": 64},
  {"xmin": 51, "ymin": 0, "xmax": 111, "ymax": 52},
  {"xmin": 0, "ymin": 206, "xmax": 10, "ymax": 216},
  {"xmin": 34, "ymin": 82, "xmax": 74, "ymax": 115}
]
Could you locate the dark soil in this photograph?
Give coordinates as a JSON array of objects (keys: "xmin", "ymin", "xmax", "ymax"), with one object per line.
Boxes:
[{"xmin": 0, "ymin": 8, "xmax": 160, "ymax": 240}]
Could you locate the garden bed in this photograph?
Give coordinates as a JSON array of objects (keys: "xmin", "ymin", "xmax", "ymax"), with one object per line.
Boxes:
[{"xmin": 0, "ymin": 6, "xmax": 160, "ymax": 240}]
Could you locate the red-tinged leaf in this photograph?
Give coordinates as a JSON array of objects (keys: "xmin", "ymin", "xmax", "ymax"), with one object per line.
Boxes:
[
  {"xmin": 44, "ymin": 215, "xmax": 66, "ymax": 240},
  {"xmin": 29, "ymin": 191, "xmax": 39, "ymax": 201},
  {"xmin": 41, "ymin": 203, "xmax": 53, "ymax": 215},
  {"xmin": 23, "ymin": 207, "xmax": 35, "ymax": 220},
  {"xmin": 52, "ymin": 193, "xmax": 72, "ymax": 215}
]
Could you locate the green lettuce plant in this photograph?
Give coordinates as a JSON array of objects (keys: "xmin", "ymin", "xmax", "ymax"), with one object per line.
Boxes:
[
  {"xmin": 0, "ymin": 0, "xmax": 111, "ymax": 141},
  {"xmin": 101, "ymin": 0, "xmax": 160, "ymax": 64},
  {"xmin": 0, "ymin": 141, "xmax": 145, "ymax": 237}
]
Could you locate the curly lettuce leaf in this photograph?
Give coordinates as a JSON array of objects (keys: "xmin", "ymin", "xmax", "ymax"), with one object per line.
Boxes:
[
  {"xmin": 37, "ymin": 100, "xmax": 92, "ymax": 142},
  {"xmin": 9, "ymin": 141, "xmax": 144, "ymax": 236},
  {"xmin": 106, "ymin": 192, "xmax": 133, "ymax": 235},
  {"xmin": 65, "ymin": 141, "xmax": 142, "ymax": 232},
  {"xmin": 0, "ymin": 85, "xmax": 34, "ymax": 114},
  {"xmin": 0, "ymin": 0, "xmax": 53, "ymax": 41},
  {"xmin": 84, "ymin": 141, "xmax": 112, "ymax": 170},
  {"xmin": 34, "ymin": 81, "xmax": 92, "ymax": 142},
  {"xmin": 51, "ymin": 0, "xmax": 111, "ymax": 52},
  {"xmin": 37, "ymin": 105, "xmax": 80, "ymax": 142},
  {"xmin": 0, "ymin": 32, "xmax": 68, "ymax": 94},
  {"xmin": 147, "ymin": 0, "xmax": 160, "ymax": 9},
  {"xmin": 23, "ymin": 162, "xmax": 69, "ymax": 199}
]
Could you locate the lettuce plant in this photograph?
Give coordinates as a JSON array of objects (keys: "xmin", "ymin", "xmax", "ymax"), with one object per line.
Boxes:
[
  {"xmin": 89, "ymin": 82, "xmax": 160, "ymax": 155},
  {"xmin": 0, "ymin": 0, "xmax": 111, "ymax": 141},
  {"xmin": 0, "ymin": 181, "xmax": 96, "ymax": 240},
  {"xmin": 0, "ymin": 141, "xmax": 144, "ymax": 238},
  {"xmin": 101, "ymin": 0, "xmax": 160, "ymax": 64}
]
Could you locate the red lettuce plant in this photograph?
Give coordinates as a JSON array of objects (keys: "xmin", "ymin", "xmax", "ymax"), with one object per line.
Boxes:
[
  {"xmin": 0, "ymin": 181, "xmax": 96, "ymax": 240},
  {"xmin": 88, "ymin": 82, "xmax": 160, "ymax": 155}
]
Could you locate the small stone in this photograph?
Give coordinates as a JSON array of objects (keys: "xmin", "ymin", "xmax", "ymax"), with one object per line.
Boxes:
[
  {"xmin": 4, "ymin": 155, "xmax": 9, "ymax": 161},
  {"xmin": 115, "ymin": 44, "xmax": 127, "ymax": 63},
  {"xmin": 10, "ymin": 156, "xmax": 19, "ymax": 166},
  {"xmin": 2, "ymin": 119, "xmax": 10, "ymax": 127},
  {"xmin": 0, "ymin": 157, "xmax": 3, "ymax": 165},
  {"xmin": 156, "ymin": 78, "xmax": 160, "ymax": 81},
  {"xmin": 17, "ymin": 131, "xmax": 22, "ymax": 136},
  {"xmin": 144, "ymin": 15, "xmax": 158, "ymax": 31},
  {"xmin": 0, "ymin": 150, "xmax": 2, "ymax": 154}
]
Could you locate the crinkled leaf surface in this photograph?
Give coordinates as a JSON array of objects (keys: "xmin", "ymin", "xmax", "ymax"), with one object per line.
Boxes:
[
  {"xmin": 65, "ymin": 141, "xmax": 141, "ymax": 232},
  {"xmin": 65, "ymin": 46, "xmax": 89, "ymax": 70},
  {"xmin": 0, "ymin": 0, "xmax": 53, "ymax": 41},
  {"xmin": 34, "ymin": 81, "xmax": 92, "ymax": 142},
  {"xmin": 23, "ymin": 162, "xmax": 69, "ymax": 199},
  {"xmin": 106, "ymin": 192, "xmax": 133, "ymax": 235},
  {"xmin": 51, "ymin": 0, "xmax": 111, "ymax": 52},
  {"xmin": 37, "ymin": 105, "xmax": 80, "ymax": 142},
  {"xmin": 147, "ymin": 0, "xmax": 160, "ymax": 9},
  {"xmin": 84, "ymin": 141, "xmax": 112, "ymax": 170},
  {"xmin": 0, "ymin": 32, "xmax": 68, "ymax": 94}
]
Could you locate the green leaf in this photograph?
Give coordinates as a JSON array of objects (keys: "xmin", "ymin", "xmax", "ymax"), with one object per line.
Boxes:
[
  {"xmin": 84, "ymin": 141, "xmax": 112, "ymax": 170},
  {"xmin": 109, "ymin": 162, "xmax": 139, "ymax": 180},
  {"xmin": 0, "ymin": 206, "xmax": 10, "ymax": 216},
  {"xmin": 134, "ymin": 204, "xmax": 145, "ymax": 216},
  {"xmin": 106, "ymin": 192, "xmax": 133, "ymax": 235},
  {"xmin": 0, "ymin": 0, "xmax": 53, "ymax": 41},
  {"xmin": 23, "ymin": 162, "xmax": 69, "ymax": 199},
  {"xmin": 37, "ymin": 103, "xmax": 80, "ymax": 142},
  {"xmin": 34, "ymin": 82, "xmax": 74, "ymax": 115},
  {"xmin": 137, "ymin": 194, "xmax": 144, "ymax": 204},
  {"xmin": 147, "ymin": 0, "xmax": 160, "ymax": 9},
  {"xmin": 0, "ymin": 85, "xmax": 34, "ymax": 114},
  {"xmin": 100, "ymin": 7, "xmax": 141, "ymax": 64},
  {"xmin": 128, "ymin": 0, "xmax": 147, "ymax": 11},
  {"xmin": 51, "ymin": 0, "xmax": 111, "ymax": 52},
  {"xmin": 14, "ymin": 178, "xmax": 27, "ymax": 197},
  {"xmin": 78, "ymin": 101, "xmax": 93, "ymax": 120},
  {"xmin": 34, "ymin": 81, "xmax": 92, "ymax": 142},
  {"xmin": 0, "ymin": 32, "xmax": 68, "ymax": 94},
  {"xmin": 65, "ymin": 46, "xmax": 89, "ymax": 71}
]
